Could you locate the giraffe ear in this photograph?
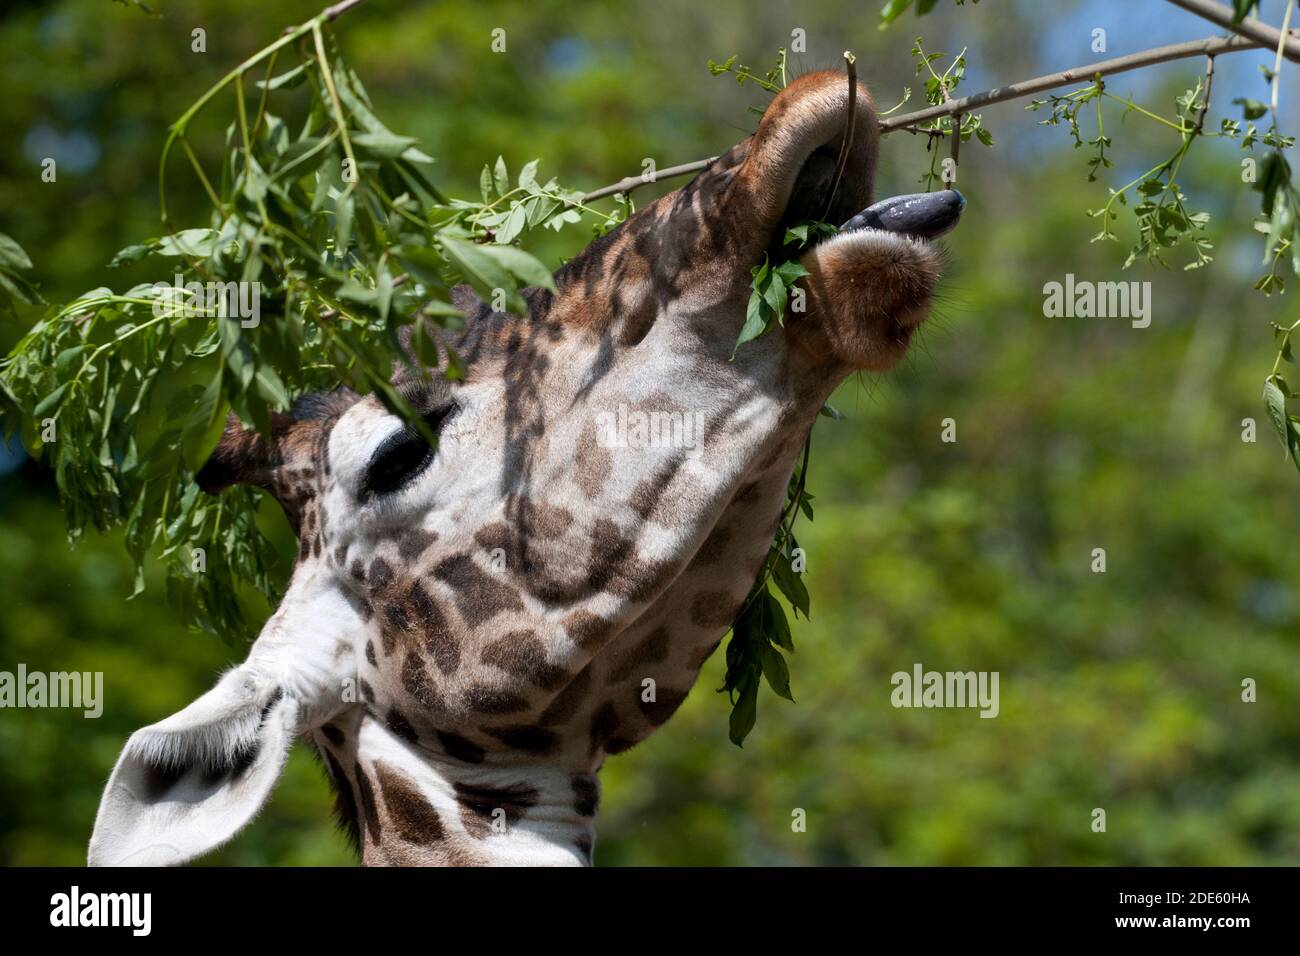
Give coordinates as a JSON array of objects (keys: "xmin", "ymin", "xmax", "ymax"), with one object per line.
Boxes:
[
  {"xmin": 194, "ymin": 410, "xmax": 295, "ymax": 494},
  {"xmin": 88, "ymin": 668, "xmax": 298, "ymax": 866}
]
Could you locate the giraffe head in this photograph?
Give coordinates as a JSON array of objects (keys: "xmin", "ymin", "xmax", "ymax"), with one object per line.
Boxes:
[{"xmin": 89, "ymin": 70, "xmax": 961, "ymax": 866}]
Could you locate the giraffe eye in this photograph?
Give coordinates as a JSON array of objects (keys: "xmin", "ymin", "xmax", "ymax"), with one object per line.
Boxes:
[{"xmin": 359, "ymin": 405, "xmax": 455, "ymax": 499}]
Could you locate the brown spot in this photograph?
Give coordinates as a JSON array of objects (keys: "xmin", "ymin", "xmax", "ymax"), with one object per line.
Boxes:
[
  {"xmin": 604, "ymin": 735, "xmax": 638, "ymax": 755},
  {"xmin": 365, "ymin": 640, "xmax": 377, "ymax": 667},
  {"xmin": 522, "ymin": 498, "xmax": 574, "ymax": 538},
  {"xmin": 356, "ymin": 765, "xmax": 381, "ymax": 845},
  {"xmin": 321, "ymin": 724, "xmax": 346, "ymax": 748},
  {"xmin": 324, "ymin": 751, "xmax": 360, "ymax": 855},
  {"xmin": 401, "ymin": 651, "xmax": 441, "ymax": 710},
  {"xmin": 583, "ymin": 519, "xmax": 680, "ymax": 603},
  {"xmin": 638, "ymin": 687, "xmax": 690, "ymax": 726},
  {"xmin": 484, "ymin": 724, "xmax": 559, "ymax": 755},
  {"xmin": 690, "ymin": 590, "xmax": 741, "ymax": 629},
  {"xmin": 481, "ymin": 630, "xmax": 568, "ymax": 690},
  {"xmin": 368, "ymin": 557, "xmax": 395, "ymax": 591},
  {"xmin": 436, "ymin": 730, "xmax": 486, "ymax": 764},
  {"xmin": 453, "ymin": 781, "xmax": 539, "ymax": 839},
  {"xmin": 574, "ymin": 422, "xmax": 612, "ymax": 499},
  {"xmin": 607, "ymin": 626, "xmax": 671, "ymax": 682},
  {"xmin": 359, "ymin": 678, "xmax": 376, "ymax": 703},
  {"xmin": 396, "ymin": 528, "xmax": 439, "ymax": 563},
  {"xmin": 588, "ymin": 702, "xmax": 621, "ymax": 757},
  {"xmin": 539, "ymin": 665, "xmax": 592, "ymax": 727},
  {"xmin": 375, "ymin": 760, "xmax": 445, "ymax": 845},
  {"xmin": 411, "ymin": 583, "xmax": 459, "ymax": 675},
  {"xmin": 572, "ymin": 774, "xmax": 599, "ymax": 817},
  {"xmin": 574, "ymin": 835, "xmax": 593, "ymax": 862},
  {"xmin": 695, "ymin": 524, "xmax": 732, "ymax": 565},
  {"xmin": 628, "ymin": 456, "xmax": 690, "ymax": 525},
  {"xmin": 473, "ymin": 522, "xmax": 511, "ymax": 556},
  {"xmin": 462, "ymin": 685, "xmax": 529, "ymax": 715},
  {"xmin": 687, "ymin": 638, "xmax": 723, "ymax": 670},
  {"xmin": 386, "ymin": 709, "xmax": 418, "ymax": 744},
  {"xmin": 563, "ymin": 610, "xmax": 614, "ymax": 650},
  {"xmin": 434, "ymin": 554, "xmax": 524, "ymax": 626}
]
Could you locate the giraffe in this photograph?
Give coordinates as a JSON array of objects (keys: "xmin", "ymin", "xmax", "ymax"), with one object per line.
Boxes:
[{"xmin": 88, "ymin": 69, "xmax": 962, "ymax": 866}]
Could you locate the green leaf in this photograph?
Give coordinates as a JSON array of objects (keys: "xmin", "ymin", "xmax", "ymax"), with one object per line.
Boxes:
[
  {"xmin": 0, "ymin": 232, "xmax": 35, "ymax": 271},
  {"xmin": 517, "ymin": 159, "xmax": 540, "ymax": 190},
  {"xmin": 879, "ymin": 0, "xmax": 914, "ymax": 29},
  {"xmin": 439, "ymin": 235, "xmax": 526, "ymax": 315},
  {"xmin": 156, "ymin": 229, "xmax": 217, "ymax": 257},
  {"xmin": 493, "ymin": 156, "xmax": 509, "ymax": 197},
  {"xmin": 759, "ymin": 642, "xmax": 794, "ymax": 701},
  {"xmin": 1234, "ymin": 97, "xmax": 1268, "ymax": 121},
  {"xmin": 1264, "ymin": 377, "xmax": 1289, "ymax": 448},
  {"xmin": 33, "ymin": 383, "xmax": 70, "ymax": 418},
  {"xmin": 495, "ymin": 204, "xmax": 527, "ymax": 244},
  {"xmin": 773, "ymin": 260, "xmax": 810, "ymax": 284},
  {"xmin": 181, "ymin": 374, "xmax": 227, "ymax": 472},
  {"xmin": 352, "ymin": 131, "xmax": 421, "ymax": 159},
  {"xmin": 728, "ymin": 669, "xmax": 760, "ymax": 746},
  {"xmin": 478, "ymin": 243, "xmax": 557, "ymax": 292},
  {"xmin": 732, "ymin": 288, "xmax": 770, "ymax": 358},
  {"xmin": 772, "ymin": 551, "xmax": 811, "ymax": 618},
  {"xmin": 255, "ymin": 62, "xmax": 309, "ymax": 91}
]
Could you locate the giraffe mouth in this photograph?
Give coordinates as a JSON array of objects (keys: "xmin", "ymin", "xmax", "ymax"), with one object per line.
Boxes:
[{"xmin": 768, "ymin": 138, "xmax": 964, "ymax": 262}]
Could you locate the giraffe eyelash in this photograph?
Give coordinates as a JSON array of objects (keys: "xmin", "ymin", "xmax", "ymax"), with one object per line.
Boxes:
[{"xmin": 358, "ymin": 404, "xmax": 457, "ymax": 500}]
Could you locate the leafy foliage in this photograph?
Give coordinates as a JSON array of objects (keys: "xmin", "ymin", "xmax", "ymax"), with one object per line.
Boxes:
[
  {"xmin": 907, "ymin": 38, "xmax": 994, "ymax": 190},
  {"xmin": 0, "ymin": 12, "xmax": 613, "ymax": 640},
  {"xmin": 0, "ymin": 232, "xmax": 44, "ymax": 317},
  {"xmin": 878, "ymin": 0, "xmax": 981, "ymax": 30},
  {"xmin": 1027, "ymin": 48, "xmax": 1300, "ymax": 472}
]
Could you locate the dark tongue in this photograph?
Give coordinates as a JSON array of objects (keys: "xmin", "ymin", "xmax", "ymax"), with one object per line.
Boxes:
[{"xmin": 840, "ymin": 189, "xmax": 965, "ymax": 239}]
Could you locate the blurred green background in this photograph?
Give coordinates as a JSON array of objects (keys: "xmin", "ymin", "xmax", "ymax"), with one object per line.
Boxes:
[{"xmin": 2, "ymin": 0, "xmax": 1298, "ymax": 865}]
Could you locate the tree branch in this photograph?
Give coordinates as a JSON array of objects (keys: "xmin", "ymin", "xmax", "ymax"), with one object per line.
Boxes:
[
  {"xmin": 1164, "ymin": 0, "xmax": 1300, "ymax": 63},
  {"xmin": 581, "ymin": 31, "xmax": 1280, "ymax": 203},
  {"xmin": 322, "ymin": 0, "xmax": 367, "ymax": 22}
]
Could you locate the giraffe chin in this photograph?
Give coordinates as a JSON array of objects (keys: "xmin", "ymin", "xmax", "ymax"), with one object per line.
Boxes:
[{"xmin": 787, "ymin": 226, "xmax": 947, "ymax": 372}]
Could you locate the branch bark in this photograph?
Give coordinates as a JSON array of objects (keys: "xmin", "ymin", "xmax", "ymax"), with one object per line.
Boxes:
[
  {"xmin": 581, "ymin": 31, "xmax": 1284, "ymax": 203},
  {"xmin": 1164, "ymin": 0, "xmax": 1300, "ymax": 63},
  {"xmin": 322, "ymin": 0, "xmax": 367, "ymax": 22}
]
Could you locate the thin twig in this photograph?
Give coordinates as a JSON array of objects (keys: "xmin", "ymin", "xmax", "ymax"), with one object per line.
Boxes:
[
  {"xmin": 1165, "ymin": 0, "xmax": 1300, "ymax": 63},
  {"xmin": 879, "ymin": 33, "xmax": 1267, "ymax": 131},
  {"xmin": 582, "ymin": 158, "xmax": 719, "ymax": 202},
  {"xmin": 821, "ymin": 52, "xmax": 858, "ymax": 221},
  {"xmin": 1194, "ymin": 55, "xmax": 1216, "ymax": 134},
  {"xmin": 1271, "ymin": 0, "xmax": 1297, "ymax": 117},
  {"xmin": 581, "ymin": 31, "xmax": 1273, "ymax": 203},
  {"xmin": 323, "ymin": 0, "xmax": 367, "ymax": 21}
]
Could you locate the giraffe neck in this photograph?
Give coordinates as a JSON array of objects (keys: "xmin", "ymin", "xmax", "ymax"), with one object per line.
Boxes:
[{"xmin": 314, "ymin": 709, "xmax": 598, "ymax": 866}]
